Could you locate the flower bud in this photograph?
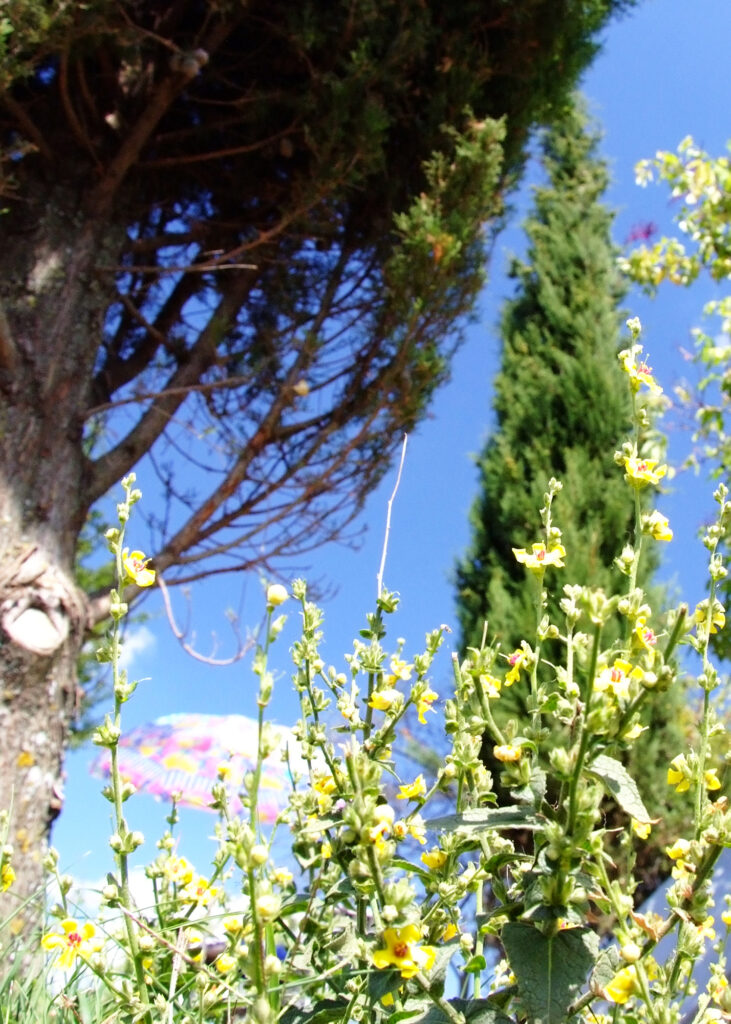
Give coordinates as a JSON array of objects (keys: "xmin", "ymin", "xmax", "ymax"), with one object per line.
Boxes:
[{"xmin": 266, "ymin": 584, "xmax": 289, "ymax": 607}]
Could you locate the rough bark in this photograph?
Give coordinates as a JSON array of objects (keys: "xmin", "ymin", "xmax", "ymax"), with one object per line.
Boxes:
[{"xmin": 0, "ymin": 178, "xmax": 122, "ymax": 932}]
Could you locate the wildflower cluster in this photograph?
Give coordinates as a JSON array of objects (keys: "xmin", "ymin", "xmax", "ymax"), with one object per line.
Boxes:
[{"xmin": 5, "ymin": 321, "xmax": 730, "ymax": 1024}]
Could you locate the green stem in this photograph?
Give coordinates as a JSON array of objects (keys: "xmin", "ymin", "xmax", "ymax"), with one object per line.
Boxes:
[
  {"xmin": 413, "ymin": 970, "xmax": 465, "ymax": 1024},
  {"xmin": 104, "ymin": 504, "xmax": 153, "ymax": 1023},
  {"xmin": 566, "ymin": 623, "xmax": 601, "ymax": 836}
]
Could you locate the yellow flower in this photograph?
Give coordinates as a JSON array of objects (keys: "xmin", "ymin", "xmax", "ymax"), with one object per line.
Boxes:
[
  {"xmin": 620, "ymin": 345, "xmax": 663, "ymax": 394},
  {"xmin": 41, "ymin": 918, "xmax": 103, "ymax": 970},
  {"xmin": 595, "ymin": 659, "xmax": 643, "ymax": 700},
  {"xmin": 122, "ymin": 549, "xmax": 156, "ymax": 587},
  {"xmin": 479, "ymin": 673, "xmax": 502, "ymax": 699},
  {"xmin": 266, "ymin": 583, "xmax": 289, "ymax": 607},
  {"xmin": 605, "ymin": 966, "xmax": 638, "ymax": 1004},
  {"xmin": 388, "ymin": 657, "xmax": 414, "ymax": 682},
  {"xmin": 216, "ymin": 953, "xmax": 238, "ymax": 974},
  {"xmin": 623, "ymin": 456, "xmax": 667, "ymax": 487},
  {"xmin": 313, "ymin": 773, "xmax": 338, "ymax": 795},
  {"xmin": 398, "ymin": 775, "xmax": 427, "ymax": 801},
  {"xmin": 320, "ymin": 840, "xmax": 332, "ymax": 859},
  {"xmin": 181, "ymin": 874, "xmax": 221, "ymax": 907},
  {"xmin": 162, "ymin": 855, "xmax": 195, "ymax": 886},
  {"xmin": 1, "ymin": 863, "xmax": 15, "ymax": 891},
  {"xmin": 421, "ymin": 848, "xmax": 447, "ymax": 870},
  {"xmin": 416, "ymin": 686, "xmax": 439, "ymax": 724},
  {"xmin": 697, "ymin": 915, "xmax": 716, "ymax": 941},
  {"xmin": 368, "ymin": 688, "xmax": 403, "ymax": 712},
  {"xmin": 512, "ymin": 541, "xmax": 566, "ymax": 572},
  {"xmin": 705, "ymin": 768, "xmax": 722, "ymax": 791},
  {"xmin": 255, "ymin": 893, "xmax": 280, "ymax": 921},
  {"xmin": 632, "ymin": 819, "xmax": 652, "ymax": 840},
  {"xmin": 370, "ymin": 804, "xmax": 395, "ymax": 843},
  {"xmin": 712, "ymin": 974, "xmax": 729, "ymax": 1006},
  {"xmin": 667, "ymin": 755, "xmax": 691, "ymax": 793},
  {"xmin": 395, "ymin": 816, "xmax": 427, "ymax": 845},
  {"xmin": 273, "ymin": 866, "xmax": 294, "ymax": 887},
  {"xmin": 372, "ymin": 925, "xmax": 436, "ymax": 979},
  {"xmin": 443, "ymin": 922, "xmax": 459, "ymax": 940},
  {"xmin": 666, "ymin": 838, "xmax": 691, "ymax": 861},
  {"xmin": 694, "ymin": 599, "xmax": 726, "ymax": 636},
  {"xmin": 644, "ymin": 510, "xmax": 673, "ymax": 541},
  {"xmin": 505, "ymin": 645, "xmax": 529, "ymax": 685},
  {"xmin": 493, "ymin": 743, "xmax": 522, "ymax": 764},
  {"xmin": 634, "ymin": 617, "xmax": 658, "ymax": 656}
]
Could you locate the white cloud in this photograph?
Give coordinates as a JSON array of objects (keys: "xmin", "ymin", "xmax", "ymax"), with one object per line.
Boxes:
[{"xmin": 119, "ymin": 624, "xmax": 157, "ymax": 672}]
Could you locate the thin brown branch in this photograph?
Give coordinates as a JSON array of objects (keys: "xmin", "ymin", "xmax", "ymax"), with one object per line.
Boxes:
[
  {"xmin": 95, "ymin": 260, "xmax": 257, "ymax": 275},
  {"xmin": 85, "ymin": 372, "xmax": 256, "ymax": 418},
  {"xmin": 87, "ymin": 273, "xmax": 252, "ymax": 502},
  {"xmin": 92, "ymin": 270, "xmax": 198, "ymax": 402},
  {"xmin": 156, "ymin": 574, "xmax": 255, "ymax": 666},
  {"xmin": 139, "ymin": 124, "xmax": 294, "ymax": 169},
  {"xmin": 86, "ymin": 55, "xmax": 209, "ymax": 217},
  {"xmin": 0, "ymin": 91, "xmax": 53, "ymax": 162},
  {"xmin": 125, "ymin": 231, "xmax": 204, "ymax": 253},
  {"xmin": 59, "ymin": 49, "xmax": 101, "ymax": 167}
]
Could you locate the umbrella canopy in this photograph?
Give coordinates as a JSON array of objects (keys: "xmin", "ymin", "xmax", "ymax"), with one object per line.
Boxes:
[{"xmin": 91, "ymin": 712, "xmax": 306, "ymax": 822}]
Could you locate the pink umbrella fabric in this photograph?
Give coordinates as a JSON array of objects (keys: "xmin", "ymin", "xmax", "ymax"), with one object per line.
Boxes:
[{"xmin": 91, "ymin": 713, "xmax": 304, "ymax": 822}]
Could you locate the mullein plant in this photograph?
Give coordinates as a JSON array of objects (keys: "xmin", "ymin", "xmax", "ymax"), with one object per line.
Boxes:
[{"xmin": 3, "ymin": 320, "xmax": 730, "ymax": 1023}]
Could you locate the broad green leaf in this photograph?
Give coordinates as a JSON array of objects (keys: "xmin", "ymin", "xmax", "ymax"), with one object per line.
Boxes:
[
  {"xmin": 590, "ymin": 945, "xmax": 622, "ymax": 994},
  {"xmin": 426, "ymin": 806, "xmax": 542, "ymax": 834},
  {"xmin": 502, "ymin": 922, "xmax": 598, "ymax": 1024},
  {"xmin": 587, "ymin": 754, "xmax": 651, "ymax": 823}
]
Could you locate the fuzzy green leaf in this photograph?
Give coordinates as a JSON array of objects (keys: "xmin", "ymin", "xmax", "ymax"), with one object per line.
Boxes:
[
  {"xmin": 426, "ymin": 806, "xmax": 542, "ymax": 834},
  {"xmin": 587, "ymin": 753, "xmax": 651, "ymax": 823},
  {"xmin": 502, "ymin": 922, "xmax": 598, "ymax": 1024}
]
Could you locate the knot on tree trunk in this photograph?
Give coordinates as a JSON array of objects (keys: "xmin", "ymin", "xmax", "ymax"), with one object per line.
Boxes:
[{"xmin": 0, "ymin": 546, "xmax": 88, "ymax": 657}]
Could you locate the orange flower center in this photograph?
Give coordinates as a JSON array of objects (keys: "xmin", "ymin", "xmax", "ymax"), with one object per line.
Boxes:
[
  {"xmin": 536, "ymin": 548, "xmax": 546, "ymax": 561},
  {"xmin": 393, "ymin": 942, "xmax": 409, "ymax": 959},
  {"xmin": 637, "ymin": 461, "xmax": 648, "ymax": 472},
  {"xmin": 610, "ymin": 668, "xmax": 622, "ymax": 683},
  {"xmin": 68, "ymin": 931, "xmax": 82, "ymax": 948},
  {"xmin": 508, "ymin": 653, "xmax": 520, "ymax": 666}
]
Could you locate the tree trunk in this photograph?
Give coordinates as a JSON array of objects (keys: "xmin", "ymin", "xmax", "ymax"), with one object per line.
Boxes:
[{"xmin": 0, "ymin": 177, "xmax": 121, "ymax": 933}]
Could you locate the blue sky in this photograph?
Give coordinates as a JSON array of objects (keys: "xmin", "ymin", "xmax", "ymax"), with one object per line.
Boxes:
[{"xmin": 54, "ymin": 0, "xmax": 731, "ymax": 891}]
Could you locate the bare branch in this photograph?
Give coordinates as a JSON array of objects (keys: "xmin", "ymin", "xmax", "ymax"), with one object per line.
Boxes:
[
  {"xmin": 87, "ymin": 272, "xmax": 252, "ymax": 501},
  {"xmin": 0, "ymin": 91, "xmax": 53, "ymax": 162},
  {"xmin": 156, "ymin": 574, "xmax": 255, "ymax": 666},
  {"xmin": 86, "ymin": 56, "xmax": 209, "ymax": 217}
]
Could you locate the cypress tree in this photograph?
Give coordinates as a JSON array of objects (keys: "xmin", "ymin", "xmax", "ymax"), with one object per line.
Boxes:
[
  {"xmin": 455, "ymin": 99, "xmax": 688, "ymax": 898},
  {"xmin": 456, "ymin": 101, "xmax": 642, "ymax": 652}
]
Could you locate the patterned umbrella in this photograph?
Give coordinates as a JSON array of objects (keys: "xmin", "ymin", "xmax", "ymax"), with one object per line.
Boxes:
[{"xmin": 91, "ymin": 712, "xmax": 305, "ymax": 822}]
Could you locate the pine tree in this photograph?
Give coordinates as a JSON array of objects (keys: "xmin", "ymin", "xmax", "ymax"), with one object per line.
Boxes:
[{"xmin": 455, "ymin": 99, "xmax": 688, "ymax": 898}]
